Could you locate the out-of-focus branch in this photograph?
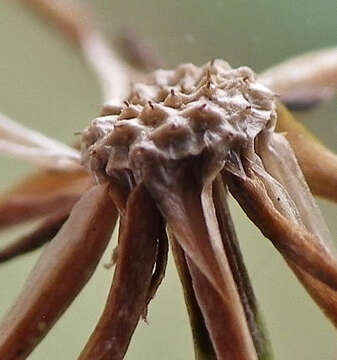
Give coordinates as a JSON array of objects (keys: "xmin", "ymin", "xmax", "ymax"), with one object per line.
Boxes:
[
  {"xmin": 275, "ymin": 104, "xmax": 337, "ymax": 203},
  {"xmin": 117, "ymin": 28, "xmax": 164, "ymax": 71},
  {"xmin": 259, "ymin": 47, "xmax": 337, "ymax": 109},
  {"xmin": 18, "ymin": 0, "xmax": 130, "ymax": 103},
  {"xmin": 0, "ymin": 112, "xmax": 81, "ymax": 170}
]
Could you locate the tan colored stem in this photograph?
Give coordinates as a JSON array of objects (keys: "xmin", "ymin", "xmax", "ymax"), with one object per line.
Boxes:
[
  {"xmin": 19, "ymin": 0, "xmax": 92, "ymax": 44},
  {"xmin": 169, "ymin": 232, "xmax": 216, "ymax": 360},
  {"xmin": 0, "ymin": 184, "xmax": 118, "ymax": 359},
  {"xmin": 0, "ymin": 112, "xmax": 81, "ymax": 169},
  {"xmin": 146, "ymin": 166, "xmax": 257, "ymax": 360},
  {"xmin": 259, "ymin": 47, "xmax": 337, "ymax": 98},
  {"xmin": 290, "ymin": 262, "xmax": 337, "ymax": 327},
  {"xmin": 213, "ymin": 176, "xmax": 273, "ymax": 359},
  {"xmin": 0, "ymin": 169, "xmax": 89, "ymax": 229},
  {"xmin": 276, "ymin": 104, "xmax": 337, "ymax": 202},
  {"xmin": 226, "ymin": 170, "xmax": 337, "ymax": 325},
  {"xmin": 79, "ymin": 184, "xmax": 159, "ymax": 360},
  {"xmin": 0, "ymin": 206, "xmax": 70, "ymax": 262},
  {"xmin": 18, "ymin": 0, "xmax": 130, "ymax": 102},
  {"xmin": 117, "ymin": 28, "xmax": 163, "ymax": 71},
  {"xmin": 144, "ymin": 221, "xmax": 168, "ymax": 312}
]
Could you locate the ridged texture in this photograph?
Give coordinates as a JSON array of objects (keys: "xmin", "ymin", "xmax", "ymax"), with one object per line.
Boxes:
[{"xmin": 81, "ymin": 60, "xmax": 276, "ymax": 181}]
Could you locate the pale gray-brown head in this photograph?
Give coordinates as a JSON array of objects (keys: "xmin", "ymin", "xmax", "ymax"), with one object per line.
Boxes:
[{"xmin": 81, "ymin": 60, "xmax": 276, "ymax": 183}]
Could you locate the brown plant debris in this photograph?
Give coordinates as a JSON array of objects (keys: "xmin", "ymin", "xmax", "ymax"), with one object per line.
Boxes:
[{"xmin": 0, "ymin": 1, "xmax": 337, "ymax": 358}]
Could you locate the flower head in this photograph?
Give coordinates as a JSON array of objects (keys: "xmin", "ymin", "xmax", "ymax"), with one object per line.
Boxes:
[{"xmin": 0, "ymin": 1, "xmax": 336, "ymax": 360}]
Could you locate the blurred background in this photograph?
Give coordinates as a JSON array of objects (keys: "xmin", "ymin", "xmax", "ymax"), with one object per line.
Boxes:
[{"xmin": 0, "ymin": 0, "xmax": 336, "ymax": 359}]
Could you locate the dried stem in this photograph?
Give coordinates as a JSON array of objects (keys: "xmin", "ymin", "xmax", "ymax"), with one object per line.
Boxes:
[
  {"xmin": 117, "ymin": 28, "xmax": 164, "ymax": 71},
  {"xmin": 0, "ymin": 169, "xmax": 89, "ymax": 230},
  {"xmin": 213, "ymin": 176, "xmax": 273, "ymax": 359},
  {"xmin": 18, "ymin": 0, "xmax": 130, "ymax": 102},
  {"xmin": 169, "ymin": 232, "xmax": 216, "ymax": 360},
  {"xmin": 225, "ymin": 168, "xmax": 337, "ymax": 326},
  {"xmin": 0, "ymin": 207, "xmax": 69, "ymax": 263},
  {"xmin": 145, "ymin": 161, "xmax": 258, "ymax": 360},
  {"xmin": 259, "ymin": 47, "xmax": 337, "ymax": 109},
  {"xmin": 275, "ymin": 104, "xmax": 337, "ymax": 203},
  {"xmin": 144, "ymin": 220, "xmax": 169, "ymax": 314},
  {"xmin": 0, "ymin": 184, "xmax": 118, "ymax": 359},
  {"xmin": 79, "ymin": 184, "xmax": 159, "ymax": 360},
  {"xmin": 0, "ymin": 112, "xmax": 81, "ymax": 170}
]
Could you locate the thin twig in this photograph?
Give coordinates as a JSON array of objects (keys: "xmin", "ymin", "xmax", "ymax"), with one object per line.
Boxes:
[
  {"xmin": 275, "ymin": 104, "xmax": 337, "ymax": 203},
  {"xmin": 213, "ymin": 176, "xmax": 273, "ymax": 359},
  {"xmin": 259, "ymin": 47, "xmax": 337, "ymax": 108},
  {"xmin": 18, "ymin": 0, "xmax": 131, "ymax": 102},
  {"xmin": 169, "ymin": 231, "xmax": 216, "ymax": 360},
  {"xmin": 0, "ymin": 112, "xmax": 81, "ymax": 170}
]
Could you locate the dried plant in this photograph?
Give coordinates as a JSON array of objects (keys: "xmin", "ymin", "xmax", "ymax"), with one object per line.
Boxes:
[{"xmin": 0, "ymin": 1, "xmax": 336, "ymax": 359}]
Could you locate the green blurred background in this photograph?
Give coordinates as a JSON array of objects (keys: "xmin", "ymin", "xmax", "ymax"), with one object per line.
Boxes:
[{"xmin": 0, "ymin": 0, "xmax": 336, "ymax": 359}]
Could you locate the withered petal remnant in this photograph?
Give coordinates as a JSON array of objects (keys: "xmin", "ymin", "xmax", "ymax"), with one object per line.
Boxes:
[{"xmin": 0, "ymin": 1, "xmax": 336, "ymax": 359}]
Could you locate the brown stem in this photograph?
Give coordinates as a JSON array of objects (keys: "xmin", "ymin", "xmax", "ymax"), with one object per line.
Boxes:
[
  {"xmin": 275, "ymin": 104, "xmax": 337, "ymax": 203},
  {"xmin": 214, "ymin": 176, "xmax": 273, "ymax": 359},
  {"xmin": 0, "ymin": 184, "xmax": 118, "ymax": 359},
  {"xmin": 225, "ymin": 169, "xmax": 337, "ymax": 326},
  {"xmin": 226, "ymin": 170, "xmax": 337, "ymax": 291},
  {"xmin": 169, "ymin": 232, "xmax": 216, "ymax": 360},
  {"xmin": 0, "ymin": 169, "xmax": 89, "ymax": 230},
  {"xmin": 259, "ymin": 47, "xmax": 337, "ymax": 107},
  {"xmin": 186, "ymin": 258, "xmax": 248, "ymax": 360},
  {"xmin": 0, "ymin": 194, "xmax": 78, "ymax": 230},
  {"xmin": 144, "ymin": 220, "xmax": 169, "ymax": 315},
  {"xmin": 0, "ymin": 208, "xmax": 70, "ymax": 263},
  {"xmin": 78, "ymin": 184, "xmax": 160, "ymax": 360},
  {"xmin": 289, "ymin": 261, "xmax": 337, "ymax": 327},
  {"xmin": 18, "ymin": 0, "xmax": 130, "ymax": 101},
  {"xmin": 145, "ymin": 161, "xmax": 257, "ymax": 360},
  {"xmin": 117, "ymin": 28, "xmax": 164, "ymax": 71}
]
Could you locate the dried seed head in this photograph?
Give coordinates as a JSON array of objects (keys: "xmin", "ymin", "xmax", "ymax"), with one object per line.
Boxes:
[{"xmin": 81, "ymin": 60, "xmax": 276, "ymax": 182}]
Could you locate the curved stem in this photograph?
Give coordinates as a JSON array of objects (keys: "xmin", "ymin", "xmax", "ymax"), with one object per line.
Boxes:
[
  {"xmin": 214, "ymin": 176, "xmax": 273, "ymax": 359},
  {"xmin": 169, "ymin": 232, "xmax": 216, "ymax": 360},
  {"xmin": 0, "ymin": 184, "xmax": 118, "ymax": 359},
  {"xmin": 18, "ymin": 0, "xmax": 130, "ymax": 102},
  {"xmin": 79, "ymin": 184, "xmax": 159, "ymax": 360}
]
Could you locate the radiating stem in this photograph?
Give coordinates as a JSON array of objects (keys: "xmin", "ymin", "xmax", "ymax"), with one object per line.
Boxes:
[
  {"xmin": 259, "ymin": 47, "xmax": 337, "ymax": 107},
  {"xmin": 0, "ymin": 112, "xmax": 81, "ymax": 170},
  {"xmin": 225, "ymin": 168, "xmax": 337, "ymax": 326},
  {"xmin": 19, "ymin": 0, "xmax": 130, "ymax": 102},
  {"xmin": 0, "ymin": 184, "xmax": 118, "ymax": 359},
  {"xmin": 215, "ymin": 175, "xmax": 273, "ymax": 359},
  {"xmin": 0, "ymin": 209, "xmax": 69, "ymax": 262},
  {"xmin": 275, "ymin": 104, "xmax": 337, "ymax": 203},
  {"xmin": 78, "ymin": 184, "xmax": 160, "ymax": 360},
  {"xmin": 169, "ymin": 232, "xmax": 216, "ymax": 360},
  {"xmin": 145, "ymin": 161, "xmax": 258, "ymax": 360}
]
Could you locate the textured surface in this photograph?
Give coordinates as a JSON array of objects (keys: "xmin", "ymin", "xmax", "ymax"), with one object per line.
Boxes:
[{"xmin": 82, "ymin": 61, "xmax": 275, "ymax": 182}]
